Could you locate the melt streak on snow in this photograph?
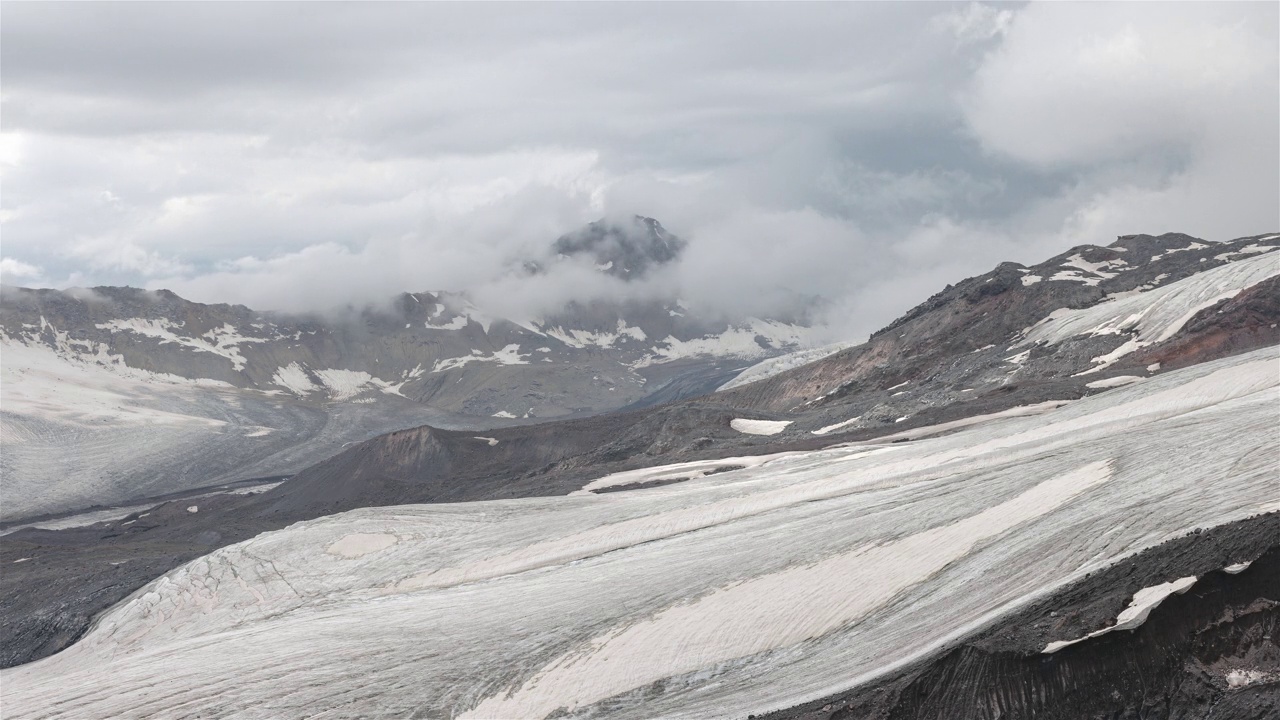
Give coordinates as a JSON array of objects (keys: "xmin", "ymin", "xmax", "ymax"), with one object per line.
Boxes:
[{"xmin": 3, "ymin": 348, "xmax": 1277, "ymax": 719}]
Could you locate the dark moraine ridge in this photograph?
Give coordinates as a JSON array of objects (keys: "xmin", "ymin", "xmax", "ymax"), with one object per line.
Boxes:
[{"xmin": 763, "ymin": 511, "xmax": 1280, "ymax": 720}]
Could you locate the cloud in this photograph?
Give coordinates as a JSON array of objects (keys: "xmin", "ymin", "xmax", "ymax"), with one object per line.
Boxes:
[
  {"xmin": 960, "ymin": 2, "xmax": 1278, "ymax": 244},
  {"xmin": 0, "ymin": 3, "xmax": 1275, "ymax": 342},
  {"xmin": 68, "ymin": 237, "xmax": 192, "ymax": 278},
  {"xmin": 0, "ymin": 257, "xmax": 43, "ymax": 285},
  {"xmin": 932, "ymin": 2, "xmax": 1014, "ymax": 46}
]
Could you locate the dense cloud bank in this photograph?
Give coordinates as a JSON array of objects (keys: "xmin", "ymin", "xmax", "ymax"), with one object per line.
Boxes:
[{"xmin": 2, "ymin": 3, "xmax": 1276, "ymax": 341}]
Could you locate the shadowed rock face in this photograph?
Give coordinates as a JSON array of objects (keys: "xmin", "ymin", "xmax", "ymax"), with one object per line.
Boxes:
[{"xmin": 765, "ymin": 514, "xmax": 1280, "ymax": 720}]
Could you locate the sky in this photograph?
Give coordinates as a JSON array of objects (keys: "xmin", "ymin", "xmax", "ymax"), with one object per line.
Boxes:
[{"xmin": 2, "ymin": 2, "xmax": 1277, "ymax": 340}]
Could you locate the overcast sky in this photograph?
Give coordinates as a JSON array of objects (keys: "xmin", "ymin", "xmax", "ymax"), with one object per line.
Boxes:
[{"xmin": 2, "ymin": 2, "xmax": 1276, "ymax": 339}]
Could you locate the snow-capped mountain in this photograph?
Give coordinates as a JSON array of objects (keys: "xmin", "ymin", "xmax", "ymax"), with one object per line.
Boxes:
[
  {"xmin": 1, "ymin": 217, "xmax": 812, "ymax": 417},
  {"xmin": 0, "ymin": 217, "xmax": 818, "ymax": 519}
]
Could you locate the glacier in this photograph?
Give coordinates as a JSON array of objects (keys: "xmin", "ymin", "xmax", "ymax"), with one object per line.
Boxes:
[{"xmin": 2, "ymin": 346, "xmax": 1277, "ymax": 719}]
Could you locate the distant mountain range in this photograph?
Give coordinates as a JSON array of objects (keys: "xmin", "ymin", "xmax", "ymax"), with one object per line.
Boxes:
[{"xmin": 0, "ymin": 216, "xmax": 819, "ymax": 519}]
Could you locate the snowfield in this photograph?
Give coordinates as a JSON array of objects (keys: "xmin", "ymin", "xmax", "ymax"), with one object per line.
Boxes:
[
  {"xmin": 1023, "ymin": 250, "xmax": 1280, "ymax": 372},
  {"xmin": 2, "ymin": 347, "xmax": 1277, "ymax": 719}
]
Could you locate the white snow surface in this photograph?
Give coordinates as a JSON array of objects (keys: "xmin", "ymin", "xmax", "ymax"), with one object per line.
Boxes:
[
  {"xmin": 730, "ymin": 418, "xmax": 792, "ymax": 435},
  {"xmin": 717, "ymin": 342, "xmax": 855, "ymax": 392},
  {"xmin": 4, "ymin": 347, "xmax": 1278, "ymax": 719},
  {"xmin": 1023, "ymin": 251, "xmax": 1280, "ymax": 373}
]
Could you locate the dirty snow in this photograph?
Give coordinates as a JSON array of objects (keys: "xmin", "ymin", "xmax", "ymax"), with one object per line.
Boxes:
[
  {"xmin": 1086, "ymin": 376, "xmax": 1144, "ymax": 389},
  {"xmin": 327, "ymin": 533, "xmax": 398, "ymax": 558}
]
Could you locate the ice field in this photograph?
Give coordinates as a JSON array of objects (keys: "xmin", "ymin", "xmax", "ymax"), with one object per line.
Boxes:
[{"xmin": 3, "ymin": 346, "xmax": 1277, "ymax": 719}]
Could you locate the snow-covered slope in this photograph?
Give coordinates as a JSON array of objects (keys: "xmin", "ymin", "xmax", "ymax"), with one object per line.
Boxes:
[
  {"xmin": 716, "ymin": 342, "xmax": 854, "ymax": 391},
  {"xmin": 1021, "ymin": 247, "xmax": 1279, "ymax": 373},
  {"xmin": 5, "ymin": 346, "xmax": 1274, "ymax": 719}
]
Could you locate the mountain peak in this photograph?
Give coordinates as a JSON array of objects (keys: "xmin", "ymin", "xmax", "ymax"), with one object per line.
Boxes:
[{"xmin": 551, "ymin": 215, "xmax": 687, "ymax": 279}]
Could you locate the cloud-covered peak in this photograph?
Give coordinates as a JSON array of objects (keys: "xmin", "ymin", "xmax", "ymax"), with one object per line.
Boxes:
[{"xmin": 549, "ymin": 215, "xmax": 686, "ymax": 280}]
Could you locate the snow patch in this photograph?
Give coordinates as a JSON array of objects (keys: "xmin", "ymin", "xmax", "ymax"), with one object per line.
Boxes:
[
  {"xmin": 635, "ymin": 319, "xmax": 813, "ymax": 368},
  {"xmin": 1043, "ymin": 575, "xmax": 1197, "ymax": 653},
  {"xmin": 730, "ymin": 419, "xmax": 792, "ymax": 436},
  {"xmin": 432, "ymin": 344, "xmax": 530, "ymax": 373},
  {"xmin": 272, "ymin": 363, "xmax": 318, "ymax": 396},
  {"xmin": 545, "ymin": 320, "xmax": 646, "ymax": 349}
]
